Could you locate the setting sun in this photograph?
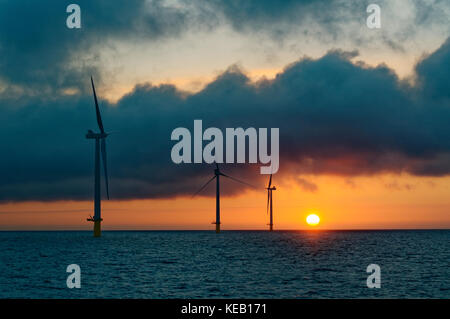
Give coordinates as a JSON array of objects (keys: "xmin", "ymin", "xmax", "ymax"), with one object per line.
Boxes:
[{"xmin": 306, "ymin": 214, "xmax": 320, "ymax": 226}]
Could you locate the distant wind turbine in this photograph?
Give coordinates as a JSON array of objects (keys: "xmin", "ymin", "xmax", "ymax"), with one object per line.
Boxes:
[
  {"xmin": 86, "ymin": 76, "xmax": 110, "ymax": 237},
  {"xmin": 266, "ymin": 174, "xmax": 276, "ymax": 231},
  {"xmin": 193, "ymin": 164, "xmax": 254, "ymax": 233}
]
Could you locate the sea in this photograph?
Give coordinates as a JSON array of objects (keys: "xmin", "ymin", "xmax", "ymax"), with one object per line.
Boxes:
[{"xmin": 0, "ymin": 230, "xmax": 448, "ymax": 298}]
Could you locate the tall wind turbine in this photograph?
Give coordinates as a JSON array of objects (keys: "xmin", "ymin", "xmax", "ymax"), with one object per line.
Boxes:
[
  {"xmin": 193, "ymin": 164, "xmax": 254, "ymax": 233},
  {"xmin": 86, "ymin": 76, "xmax": 110, "ymax": 237},
  {"xmin": 266, "ymin": 174, "xmax": 276, "ymax": 231}
]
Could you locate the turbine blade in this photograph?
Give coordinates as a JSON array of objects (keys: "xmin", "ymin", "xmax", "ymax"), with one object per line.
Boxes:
[
  {"xmin": 91, "ymin": 76, "xmax": 105, "ymax": 134},
  {"xmin": 267, "ymin": 190, "xmax": 270, "ymax": 215},
  {"xmin": 101, "ymin": 138, "xmax": 110, "ymax": 200},
  {"xmin": 192, "ymin": 176, "xmax": 216, "ymax": 197},
  {"xmin": 221, "ymin": 173, "xmax": 256, "ymax": 188},
  {"xmin": 270, "ymin": 190, "xmax": 273, "ymax": 208},
  {"xmin": 268, "ymin": 174, "xmax": 272, "ymax": 188}
]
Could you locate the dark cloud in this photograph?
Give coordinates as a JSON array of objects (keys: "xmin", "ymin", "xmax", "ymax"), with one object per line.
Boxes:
[
  {"xmin": 200, "ymin": 0, "xmax": 450, "ymax": 51},
  {"xmin": 0, "ymin": 0, "xmax": 447, "ymax": 93},
  {"xmin": 416, "ymin": 38, "xmax": 450, "ymax": 100},
  {"xmin": 0, "ymin": 36, "xmax": 449, "ymax": 201},
  {"xmin": 0, "ymin": 0, "xmax": 210, "ymax": 90},
  {"xmin": 202, "ymin": 0, "xmax": 364, "ymax": 34}
]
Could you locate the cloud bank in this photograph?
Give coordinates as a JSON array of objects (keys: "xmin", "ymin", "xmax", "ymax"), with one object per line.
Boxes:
[
  {"xmin": 1, "ymin": 0, "xmax": 448, "ymax": 91},
  {"xmin": 0, "ymin": 0, "xmax": 449, "ymax": 201},
  {"xmin": 0, "ymin": 37, "xmax": 449, "ymax": 201}
]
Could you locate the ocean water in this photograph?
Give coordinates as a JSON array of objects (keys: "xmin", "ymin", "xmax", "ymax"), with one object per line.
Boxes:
[{"xmin": 0, "ymin": 230, "xmax": 448, "ymax": 299}]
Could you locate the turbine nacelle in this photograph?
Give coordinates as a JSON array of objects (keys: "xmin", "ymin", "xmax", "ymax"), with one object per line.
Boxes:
[
  {"xmin": 86, "ymin": 130, "xmax": 108, "ymax": 139},
  {"xmin": 214, "ymin": 163, "xmax": 225, "ymax": 177},
  {"xmin": 87, "ymin": 216, "xmax": 103, "ymax": 222},
  {"xmin": 214, "ymin": 168, "xmax": 225, "ymax": 177}
]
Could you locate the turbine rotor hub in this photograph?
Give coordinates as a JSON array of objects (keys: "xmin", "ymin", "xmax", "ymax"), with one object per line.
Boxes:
[{"xmin": 86, "ymin": 131, "xmax": 108, "ymax": 139}]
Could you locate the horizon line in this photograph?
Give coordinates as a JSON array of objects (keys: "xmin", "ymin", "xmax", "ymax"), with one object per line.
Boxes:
[{"xmin": 0, "ymin": 228, "xmax": 449, "ymax": 232}]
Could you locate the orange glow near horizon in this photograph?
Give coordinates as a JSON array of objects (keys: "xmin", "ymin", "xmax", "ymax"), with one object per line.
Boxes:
[{"xmin": 0, "ymin": 174, "xmax": 449, "ymax": 231}]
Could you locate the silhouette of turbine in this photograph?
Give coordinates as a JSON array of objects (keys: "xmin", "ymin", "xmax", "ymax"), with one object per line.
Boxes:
[
  {"xmin": 193, "ymin": 164, "xmax": 254, "ymax": 233},
  {"xmin": 86, "ymin": 76, "xmax": 110, "ymax": 237},
  {"xmin": 266, "ymin": 174, "xmax": 276, "ymax": 231}
]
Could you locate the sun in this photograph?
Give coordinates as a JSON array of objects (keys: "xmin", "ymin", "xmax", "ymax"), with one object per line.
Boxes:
[{"xmin": 306, "ymin": 214, "xmax": 320, "ymax": 226}]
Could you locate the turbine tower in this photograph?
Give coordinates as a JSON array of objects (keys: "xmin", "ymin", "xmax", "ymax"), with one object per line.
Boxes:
[
  {"xmin": 266, "ymin": 174, "xmax": 276, "ymax": 231},
  {"xmin": 86, "ymin": 76, "xmax": 110, "ymax": 237},
  {"xmin": 193, "ymin": 164, "xmax": 253, "ymax": 233}
]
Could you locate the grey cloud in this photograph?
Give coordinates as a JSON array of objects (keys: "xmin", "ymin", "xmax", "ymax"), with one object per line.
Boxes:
[
  {"xmin": 416, "ymin": 38, "xmax": 450, "ymax": 100},
  {"xmin": 0, "ymin": 0, "xmax": 211, "ymax": 90},
  {"xmin": 0, "ymin": 37, "xmax": 449, "ymax": 201},
  {"xmin": 0, "ymin": 0, "xmax": 448, "ymax": 93}
]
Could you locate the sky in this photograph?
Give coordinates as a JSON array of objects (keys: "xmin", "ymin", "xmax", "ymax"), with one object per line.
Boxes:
[{"xmin": 0, "ymin": 0, "xmax": 449, "ymax": 230}]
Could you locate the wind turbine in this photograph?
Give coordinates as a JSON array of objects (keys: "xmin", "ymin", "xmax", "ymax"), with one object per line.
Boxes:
[
  {"xmin": 266, "ymin": 174, "xmax": 276, "ymax": 231},
  {"xmin": 193, "ymin": 164, "xmax": 254, "ymax": 233},
  {"xmin": 86, "ymin": 76, "xmax": 110, "ymax": 237}
]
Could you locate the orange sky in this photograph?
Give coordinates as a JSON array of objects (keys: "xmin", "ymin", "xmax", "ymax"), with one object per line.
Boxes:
[{"xmin": 1, "ymin": 173, "xmax": 449, "ymax": 230}]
